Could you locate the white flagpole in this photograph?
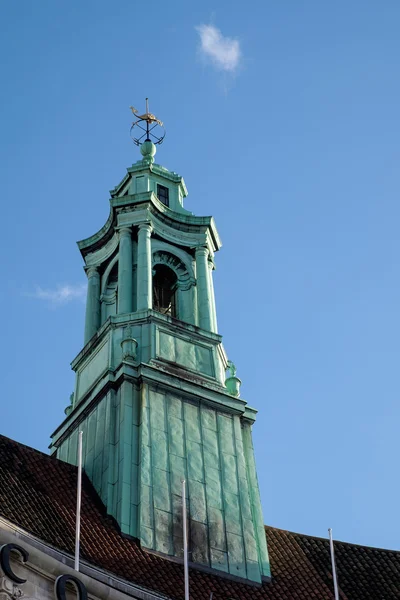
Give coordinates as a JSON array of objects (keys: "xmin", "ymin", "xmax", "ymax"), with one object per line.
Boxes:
[
  {"xmin": 74, "ymin": 431, "xmax": 83, "ymax": 572},
  {"xmin": 182, "ymin": 480, "xmax": 189, "ymax": 600},
  {"xmin": 328, "ymin": 528, "xmax": 339, "ymax": 600}
]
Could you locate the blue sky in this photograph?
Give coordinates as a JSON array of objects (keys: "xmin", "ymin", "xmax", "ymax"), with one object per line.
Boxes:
[{"xmin": 1, "ymin": 0, "xmax": 400, "ymax": 551}]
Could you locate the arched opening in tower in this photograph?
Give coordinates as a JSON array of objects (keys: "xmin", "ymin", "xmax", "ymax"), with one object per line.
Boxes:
[{"xmin": 152, "ymin": 264, "xmax": 177, "ymax": 317}]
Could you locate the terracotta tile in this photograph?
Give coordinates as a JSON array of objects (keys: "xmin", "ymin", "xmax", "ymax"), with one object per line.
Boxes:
[{"xmin": 0, "ymin": 435, "xmax": 399, "ymax": 599}]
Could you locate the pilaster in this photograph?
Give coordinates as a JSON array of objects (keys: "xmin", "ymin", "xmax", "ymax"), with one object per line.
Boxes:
[
  {"xmin": 195, "ymin": 246, "xmax": 212, "ymax": 331},
  {"xmin": 208, "ymin": 258, "xmax": 218, "ymax": 333},
  {"xmin": 137, "ymin": 223, "xmax": 153, "ymax": 311},
  {"xmin": 118, "ymin": 226, "xmax": 133, "ymax": 314},
  {"xmin": 84, "ymin": 267, "xmax": 100, "ymax": 344}
]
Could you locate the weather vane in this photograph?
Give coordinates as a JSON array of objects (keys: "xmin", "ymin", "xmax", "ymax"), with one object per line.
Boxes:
[{"xmin": 129, "ymin": 98, "xmax": 165, "ymax": 146}]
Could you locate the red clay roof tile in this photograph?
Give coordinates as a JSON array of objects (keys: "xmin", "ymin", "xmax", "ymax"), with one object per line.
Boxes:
[{"xmin": 0, "ymin": 434, "xmax": 398, "ymax": 599}]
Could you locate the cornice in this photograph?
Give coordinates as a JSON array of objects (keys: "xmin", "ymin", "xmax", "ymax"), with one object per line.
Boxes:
[
  {"xmin": 243, "ymin": 405, "xmax": 258, "ymax": 423},
  {"xmin": 140, "ymin": 362, "xmax": 247, "ymax": 414},
  {"xmin": 0, "ymin": 521, "xmax": 168, "ymax": 600},
  {"xmin": 127, "ymin": 161, "xmax": 187, "ymax": 187},
  {"xmin": 85, "ymin": 231, "xmax": 119, "ymax": 268},
  {"xmin": 110, "ymin": 161, "xmax": 188, "ymax": 199},
  {"xmin": 71, "ymin": 310, "xmax": 223, "ymax": 373},
  {"xmin": 77, "ymin": 205, "xmax": 116, "ymax": 256},
  {"xmin": 77, "ymin": 189, "xmax": 222, "ymax": 260},
  {"xmin": 109, "ymin": 171, "xmax": 130, "ymax": 198},
  {"xmin": 54, "ymin": 355, "xmax": 248, "ymax": 446},
  {"xmin": 150, "ymin": 213, "xmax": 206, "ymax": 248},
  {"xmin": 71, "ymin": 317, "xmax": 112, "ymax": 371},
  {"xmin": 112, "ymin": 192, "xmax": 211, "ymax": 228}
]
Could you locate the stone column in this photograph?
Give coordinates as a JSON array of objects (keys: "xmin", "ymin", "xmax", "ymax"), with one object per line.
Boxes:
[
  {"xmin": 137, "ymin": 223, "xmax": 153, "ymax": 311},
  {"xmin": 84, "ymin": 267, "xmax": 101, "ymax": 344},
  {"xmin": 195, "ymin": 246, "xmax": 212, "ymax": 331},
  {"xmin": 118, "ymin": 226, "xmax": 133, "ymax": 314},
  {"xmin": 208, "ymin": 259, "xmax": 218, "ymax": 333}
]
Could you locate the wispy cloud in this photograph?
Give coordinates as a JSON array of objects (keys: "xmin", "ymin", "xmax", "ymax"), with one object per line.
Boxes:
[
  {"xmin": 196, "ymin": 24, "xmax": 241, "ymax": 73},
  {"xmin": 30, "ymin": 283, "xmax": 87, "ymax": 306}
]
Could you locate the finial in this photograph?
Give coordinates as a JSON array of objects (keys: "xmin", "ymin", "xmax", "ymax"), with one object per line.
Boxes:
[
  {"xmin": 64, "ymin": 392, "xmax": 74, "ymax": 416},
  {"xmin": 130, "ymin": 98, "xmax": 166, "ymax": 147},
  {"xmin": 121, "ymin": 325, "xmax": 138, "ymax": 364},
  {"xmin": 227, "ymin": 360, "xmax": 237, "ymax": 378},
  {"xmin": 225, "ymin": 361, "xmax": 241, "ymax": 397}
]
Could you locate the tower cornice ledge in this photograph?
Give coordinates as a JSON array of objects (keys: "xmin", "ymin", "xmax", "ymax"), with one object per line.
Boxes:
[
  {"xmin": 128, "ymin": 160, "xmax": 188, "ymax": 191},
  {"xmin": 112, "ymin": 191, "xmax": 218, "ymax": 232},
  {"xmin": 109, "ymin": 161, "xmax": 188, "ymax": 198},
  {"xmin": 77, "ymin": 208, "xmax": 116, "ymax": 256},
  {"xmin": 78, "ymin": 192, "xmax": 221, "ymax": 259},
  {"xmin": 51, "ymin": 360, "xmax": 251, "ymax": 450},
  {"xmin": 70, "ymin": 310, "xmax": 224, "ymax": 373}
]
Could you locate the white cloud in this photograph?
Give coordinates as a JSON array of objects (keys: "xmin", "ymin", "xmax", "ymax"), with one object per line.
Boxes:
[
  {"xmin": 31, "ymin": 283, "xmax": 87, "ymax": 306},
  {"xmin": 196, "ymin": 24, "xmax": 241, "ymax": 73}
]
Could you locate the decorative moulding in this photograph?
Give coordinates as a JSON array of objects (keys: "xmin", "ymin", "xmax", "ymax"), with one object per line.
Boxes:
[
  {"xmin": 120, "ymin": 326, "xmax": 138, "ymax": 364},
  {"xmin": 0, "ymin": 575, "xmax": 24, "ymax": 599},
  {"xmin": 152, "ymin": 249, "xmax": 196, "ymax": 291}
]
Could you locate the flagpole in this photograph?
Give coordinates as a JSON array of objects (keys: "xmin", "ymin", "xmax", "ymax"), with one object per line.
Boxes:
[
  {"xmin": 182, "ymin": 480, "xmax": 189, "ymax": 600},
  {"xmin": 74, "ymin": 431, "xmax": 83, "ymax": 572},
  {"xmin": 328, "ymin": 528, "xmax": 339, "ymax": 600}
]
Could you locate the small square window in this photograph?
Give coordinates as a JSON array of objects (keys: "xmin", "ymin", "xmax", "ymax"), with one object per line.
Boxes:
[{"xmin": 157, "ymin": 184, "xmax": 169, "ymax": 207}]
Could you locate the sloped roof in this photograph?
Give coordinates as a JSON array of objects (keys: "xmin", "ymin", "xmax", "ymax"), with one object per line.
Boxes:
[{"xmin": 0, "ymin": 434, "xmax": 398, "ymax": 600}]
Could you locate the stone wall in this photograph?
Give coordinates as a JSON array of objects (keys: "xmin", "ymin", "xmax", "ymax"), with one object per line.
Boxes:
[{"xmin": 0, "ymin": 522, "xmax": 163, "ymax": 600}]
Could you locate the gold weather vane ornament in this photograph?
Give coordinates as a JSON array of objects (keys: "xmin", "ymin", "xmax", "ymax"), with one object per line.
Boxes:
[{"xmin": 129, "ymin": 98, "xmax": 166, "ymax": 146}]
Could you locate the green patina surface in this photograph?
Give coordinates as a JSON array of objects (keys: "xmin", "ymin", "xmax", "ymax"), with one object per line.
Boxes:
[
  {"xmin": 51, "ymin": 144, "xmax": 270, "ymax": 583},
  {"xmin": 56, "ymin": 379, "xmax": 270, "ymax": 582}
]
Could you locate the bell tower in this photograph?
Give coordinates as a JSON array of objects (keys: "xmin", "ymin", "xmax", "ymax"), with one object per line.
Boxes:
[{"xmin": 50, "ymin": 103, "xmax": 270, "ymax": 584}]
